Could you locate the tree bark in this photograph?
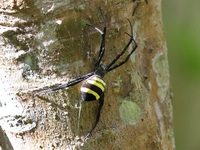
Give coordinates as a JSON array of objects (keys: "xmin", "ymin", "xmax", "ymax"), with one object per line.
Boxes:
[{"xmin": 0, "ymin": 0, "xmax": 175, "ymax": 150}]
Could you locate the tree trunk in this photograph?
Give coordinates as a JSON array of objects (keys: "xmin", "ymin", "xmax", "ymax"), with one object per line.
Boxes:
[{"xmin": 0, "ymin": 0, "xmax": 174, "ymax": 150}]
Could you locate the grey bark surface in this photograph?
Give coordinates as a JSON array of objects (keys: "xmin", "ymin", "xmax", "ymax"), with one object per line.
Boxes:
[{"xmin": 0, "ymin": 0, "xmax": 175, "ymax": 150}]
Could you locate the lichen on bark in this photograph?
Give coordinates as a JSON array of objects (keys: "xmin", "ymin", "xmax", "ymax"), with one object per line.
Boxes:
[{"xmin": 0, "ymin": 0, "xmax": 174, "ymax": 150}]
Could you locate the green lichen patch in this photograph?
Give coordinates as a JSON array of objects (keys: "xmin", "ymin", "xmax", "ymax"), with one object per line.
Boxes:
[
  {"xmin": 119, "ymin": 100, "xmax": 141, "ymax": 125},
  {"xmin": 153, "ymin": 52, "xmax": 170, "ymax": 102},
  {"xmin": 153, "ymin": 52, "xmax": 169, "ymax": 87}
]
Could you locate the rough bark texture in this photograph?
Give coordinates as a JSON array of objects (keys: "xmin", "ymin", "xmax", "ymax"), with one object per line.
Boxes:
[{"xmin": 0, "ymin": 0, "xmax": 175, "ymax": 150}]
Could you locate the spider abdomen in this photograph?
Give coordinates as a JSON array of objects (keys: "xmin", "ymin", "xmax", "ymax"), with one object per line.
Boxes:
[{"xmin": 81, "ymin": 75, "xmax": 106, "ymax": 101}]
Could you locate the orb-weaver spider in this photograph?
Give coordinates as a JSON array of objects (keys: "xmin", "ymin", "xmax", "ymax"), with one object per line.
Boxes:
[{"xmin": 35, "ymin": 8, "xmax": 138, "ymax": 138}]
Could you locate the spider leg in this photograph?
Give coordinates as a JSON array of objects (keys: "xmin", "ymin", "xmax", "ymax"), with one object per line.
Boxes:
[
  {"xmin": 105, "ymin": 19, "xmax": 138, "ymax": 72},
  {"xmin": 84, "ymin": 93, "xmax": 104, "ymax": 139},
  {"xmin": 34, "ymin": 72, "xmax": 94, "ymax": 95},
  {"xmin": 106, "ymin": 38, "xmax": 137, "ymax": 71},
  {"xmin": 87, "ymin": 7, "xmax": 106, "ymax": 68}
]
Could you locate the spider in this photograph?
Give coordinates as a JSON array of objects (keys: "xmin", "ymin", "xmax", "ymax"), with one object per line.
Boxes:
[{"xmin": 35, "ymin": 8, "xmax": 138, "ymax": 138}]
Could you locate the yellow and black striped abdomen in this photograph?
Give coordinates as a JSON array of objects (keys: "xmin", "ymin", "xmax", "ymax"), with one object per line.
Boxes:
[{"xmin": 81, "ymin": 75, "xmax": 106, "ymax": 101}]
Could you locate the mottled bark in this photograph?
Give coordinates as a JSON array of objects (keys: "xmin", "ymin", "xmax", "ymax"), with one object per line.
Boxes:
[{"xmin": 0, "ymin": 0, "xmax": 174, "ymax": 150}]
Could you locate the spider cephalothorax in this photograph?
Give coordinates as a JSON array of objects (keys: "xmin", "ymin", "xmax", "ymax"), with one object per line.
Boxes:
[{"xmin": 35, "ymin": 8, "xmax": 138, "ymax": 139}]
